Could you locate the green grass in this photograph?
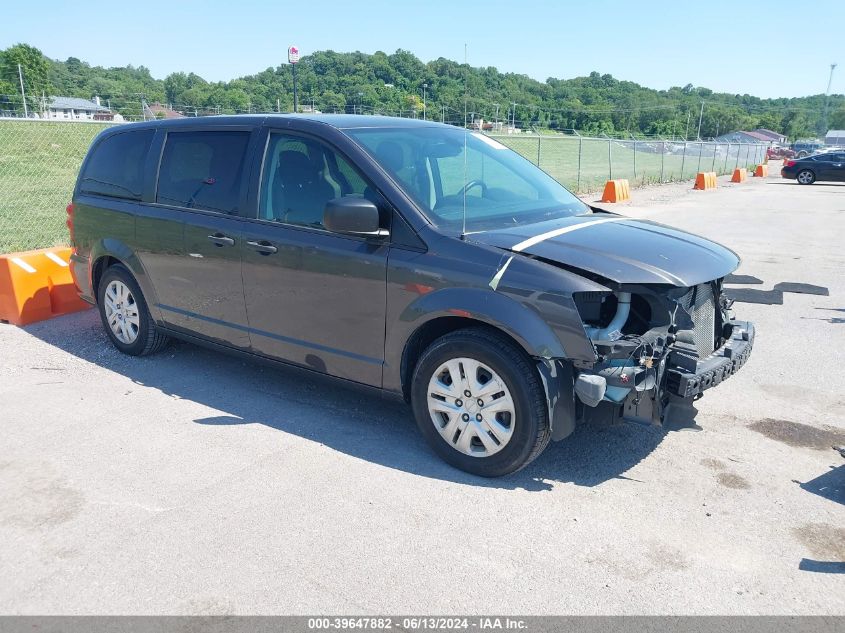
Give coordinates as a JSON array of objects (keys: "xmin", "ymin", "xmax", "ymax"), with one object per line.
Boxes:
[
  {"xmin": 0, "ymin": 120, "xmax": 112, "ymax": 253},
  {"xmin": 0, "ymin": 121, "xmax": 767, "ymax": 254}
]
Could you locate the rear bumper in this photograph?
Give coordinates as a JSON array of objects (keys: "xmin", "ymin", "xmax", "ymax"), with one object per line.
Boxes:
[
  {"xmin": 781, "ymin": 168, "xmax": 797, "ymax": 179},
  {"xmin": 665, "ymin": 320, "xmax": 755, "ymax": 398},
  {"xmin": 69, "ymin": 252, "xmax": 95, "ymax": 304}
]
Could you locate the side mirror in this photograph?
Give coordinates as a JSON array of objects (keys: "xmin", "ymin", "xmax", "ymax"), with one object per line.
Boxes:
[{"xmin": 323, "ymin": 196, "xmax": 388, "ymax": 237}]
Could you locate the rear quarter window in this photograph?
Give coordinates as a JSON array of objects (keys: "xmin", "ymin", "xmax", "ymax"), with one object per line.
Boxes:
[
  {"xmin": 79, "ymin": 129, "xmax": 154, "ymax": 200},
  {"xmin": 156, "ymin": 130, "xmax": 250, "ymax": 214}
]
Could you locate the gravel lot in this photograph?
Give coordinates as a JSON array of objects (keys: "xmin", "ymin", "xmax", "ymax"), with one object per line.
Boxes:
[{"xmin": 1, "ymin": 166, "xmax": 843, "ymax": 615}]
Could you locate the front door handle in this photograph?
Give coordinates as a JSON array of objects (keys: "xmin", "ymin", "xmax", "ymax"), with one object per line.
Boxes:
[
  {"xmin": 246, "ymin": 240, "xmax": 278, "ymax": 255},
  {"xmin": 207, "ymin": 233, "xmax": 235, "ymax": 247}
]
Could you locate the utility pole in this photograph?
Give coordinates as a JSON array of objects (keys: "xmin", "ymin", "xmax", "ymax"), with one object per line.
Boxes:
[
  {"xmin": 422, "ymin": 83, "xmax": 428, "ymax": 120},
  {"xmin": 696, "ymin": 101, "xmax": 705, "ymax": 140},
  {"xmin": 512, "ymin": 102, "xmax": 517, "ymax": 130},
  {"xmin": 685, "ymin": 109, "xmax": 692, "ymax": 140},
  {"xmin": 17, "ymin": 64, "xmax": 28, "ymax": 118},
  {"xmin": 822, "ymin": 63, "xmax": 838, "ymax": 136},
  {"xmin": 493, "ymin": 103, "xmax": 500, "ymax": 127}
]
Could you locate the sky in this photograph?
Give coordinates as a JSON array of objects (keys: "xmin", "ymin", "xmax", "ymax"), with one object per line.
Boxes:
[{"xmin": 1, "ymin": 0, "xmax": 842, "ymax": 99}]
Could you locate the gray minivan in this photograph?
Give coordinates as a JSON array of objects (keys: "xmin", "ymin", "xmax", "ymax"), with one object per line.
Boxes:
[{"xmin": 69, "ymin": 115, "xmax": 754, "ymax": 477}]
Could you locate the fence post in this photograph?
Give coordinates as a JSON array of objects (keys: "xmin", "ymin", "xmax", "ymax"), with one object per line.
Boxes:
[
  {"xmin": 537, "ymin": 135, "xmax": 541, "ymax": 167},
  {"xmin": 633, "ymin": 140, "xmax": 637, "ymax": 180},
  {"xmin": 660, "ymin": 141, "xmax": 665, "ymax": 183},
  {"xmin": 680, "ymin": 142, "xmax": 687, "ymax": 180},
  {"xmin": 697, "ymin": 141, "xmax": 703, "ymax": 173},
  {"xmin": 725, "ymin": 143, "xmax": 731, "ymax": 173},
  {"xmin": 608, "ymin": 138, "xmax": 612, "ymax": 181},
  {"xmin": 577, "ymin": 136, "xmax": 583, "ymax": 192},
  {"xmin": 735, "ymin": 143, "xmax": 741, "ymax": 171},
  {"xmin": 711, "ymin": 142, "xmax": 717, "ymax": 173}
]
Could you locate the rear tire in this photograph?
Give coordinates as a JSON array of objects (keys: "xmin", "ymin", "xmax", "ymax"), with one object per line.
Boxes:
[
  {"xmin": 796, "ymin": 169, "xmax": 815, "ymax": 185},
  {"xmin": 97, "ymin": 264, "xmax": 169, "ymax": 356},
  {"xmin": 410, "ymin": 328, "xmax": 550, "ymax": 477}
]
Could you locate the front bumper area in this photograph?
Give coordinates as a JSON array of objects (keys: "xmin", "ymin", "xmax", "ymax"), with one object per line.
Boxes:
[{"xmin": 665, "ymin": 320, "xmax": 754, "ymax": 398}]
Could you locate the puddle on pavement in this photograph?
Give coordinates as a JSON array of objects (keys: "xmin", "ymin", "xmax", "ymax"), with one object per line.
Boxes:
[
  {"xmin": 748, "ymin": 418, "xmax": 845, "ymax": 450},
  {"xmin": 793, "ymin": 523, "xmax": 845, "ymax": 560},
  {"xmin": 716, "ymin": 472, "xmax": 751, "ymax": 489}
]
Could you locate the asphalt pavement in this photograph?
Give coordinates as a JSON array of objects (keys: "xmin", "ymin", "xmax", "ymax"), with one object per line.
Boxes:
[{"xmin": 1, "ymin": 166, "xmax": 843, "ymax": 614}]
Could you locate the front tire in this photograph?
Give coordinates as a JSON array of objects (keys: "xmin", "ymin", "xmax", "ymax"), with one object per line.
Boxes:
[
  {"xmin": 797, "ymin": 169, "xmax": 815, "ymax": 185},
  {"xmin": 97, "ymin": 264, "xmax": 169, "ymax": 356},
  {"xmin": 411, "ymin": 328, "xmax": 550, "ymax": 477}
]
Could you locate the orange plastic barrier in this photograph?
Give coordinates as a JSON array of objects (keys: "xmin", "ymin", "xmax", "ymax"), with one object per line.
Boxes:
[
  {"xmin": 0, "ymin": 247, "xmax": 91, "ymax": 326},
  {"xmin": 754, "ymin": 164, "xmax": 769, "ymax": 177},
  {"xmin": 600, "ymin": 179, "xmax": 631, "ymax": 203},
  {"xmin": 694, "ymin": 172, "xmax": 717, "ymax": 190},
  {"xmin": 731, "ymin": 168, "xmax": 747, "ymax": 183}
]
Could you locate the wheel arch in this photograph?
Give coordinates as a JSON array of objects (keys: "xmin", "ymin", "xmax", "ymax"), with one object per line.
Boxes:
[
  {"xmin": 89, "ymin": 239, "xmax": 159, "ymax": 311},
  {"xmin": 400, "ymin": 316, "xmax": 534, "ymax": 402},
  {"xmin": 391, "ymin": 287, "xmax": 571, "ymax": 401}
]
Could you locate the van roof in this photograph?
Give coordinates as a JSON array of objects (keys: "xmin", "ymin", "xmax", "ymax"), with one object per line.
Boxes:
[{"xmin": 113, "ymin": 113, "xmax": 447, "ymax": 131}]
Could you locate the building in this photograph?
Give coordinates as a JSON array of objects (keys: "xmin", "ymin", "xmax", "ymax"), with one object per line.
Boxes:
[
  {"xmin": 752, "ymin": 128, "xmax": 787, "ymax": 144},
  {"xmin": 714, "ymin": 130, "xmax": 774, "ymax": 144},
  {"xmin": 46, "ymin": 96, "xmax": 114, "ymax": 121},
  {"xmin": 824, "ymin": 130, "xmax": 845, "ymax": 146}
]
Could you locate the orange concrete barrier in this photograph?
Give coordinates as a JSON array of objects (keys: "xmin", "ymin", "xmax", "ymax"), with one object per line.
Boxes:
[
  {"xmin": 600, "ymin": 179, "xmax": 631, "ymax": 203},
  {"xmin": 0, "ymin": 247, "xmax": 90, "ymax": 326},
  {"xmin": 694, "ymin": 172, "xmax": 717, "ymax": 190},
  {"xmin": 731, "ymin": 168, "xmax": 747, "ymax": 183},
  {"xmin": 754, "ymin": 164, "xmax": 769, "ymax": 177}
]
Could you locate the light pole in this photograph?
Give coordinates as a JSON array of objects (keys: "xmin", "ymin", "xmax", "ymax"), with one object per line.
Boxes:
[
  {"xmin": 17, "ymin": 64, "xmax": 28, "ymax": 118},
  {"xmin": 696, "ymin": 101, "xmax": 705, "ymax": 140},
  {"xmin": 422, "ymin": 83, "xmax": 428, "ymax": 120},
  {"xmin": 822, "ymin": 63, "xmax": 838, "ymax": 136},
  {"xmin": 357, "ymin": 92, "xmax": 363, "ymax": 115},
  {"xmin": 493, "ymin": 103, "xmax": 499, "ymax": 128}
]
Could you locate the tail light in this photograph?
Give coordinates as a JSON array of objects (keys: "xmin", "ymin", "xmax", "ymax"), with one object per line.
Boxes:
[
  {"xmin": 66, "ymin": 203, "xmax": 75, "ymax": 241},
  {"xmin": 784, "ymin": 160, "xmax": 796, "ymax": 167}
]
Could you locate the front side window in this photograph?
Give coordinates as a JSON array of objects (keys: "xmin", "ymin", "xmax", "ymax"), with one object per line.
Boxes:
[
  {"xmin": 259, "ymin": 133, "xmax": 372, "ymax": 229},
  {"xmin": 79, "ymin": 129, "xmax": 154, "ymax": 200},
  {"xmin": 346, "ymin": 126, "xmax": 589, "ymax": 231},
  {"xmin": 156, "ymin": 130, "xmax": 250, "ymax": 214}
]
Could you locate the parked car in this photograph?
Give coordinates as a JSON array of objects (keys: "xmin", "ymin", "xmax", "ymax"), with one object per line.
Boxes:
[
  {"xmin": 766, "ymin": 146, "xmax": 794, "ymax": 160},
  {"xmin": 69, "ymin": 115, "xmax": 754, "ymax": 477},
  {"xmin": 781, "ymin": 152, "xmax": 845, "ymax": 184},
  {"xmin": 790, "ymin": 141, "xmax": 825, "ymax": 158}
]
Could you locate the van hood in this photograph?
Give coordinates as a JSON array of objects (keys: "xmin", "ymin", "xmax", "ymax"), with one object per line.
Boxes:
[{"xmin": 470, "ymin": 213, "xmax": 739, "ymax": 287}]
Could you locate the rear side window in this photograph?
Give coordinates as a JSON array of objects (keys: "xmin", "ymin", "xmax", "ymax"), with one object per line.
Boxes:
[
  {"xmin": 156, "ymin": 130, "xmax": 250, "ymax": 214},
  {"xmin": 79, "ymin": 129, "xmax": 154, "ymax": 200}
]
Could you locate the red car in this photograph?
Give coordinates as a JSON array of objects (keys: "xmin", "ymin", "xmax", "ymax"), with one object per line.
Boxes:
[{"xmin": 767, "ymin": 146, "xmax": 795, "ymax": 160}]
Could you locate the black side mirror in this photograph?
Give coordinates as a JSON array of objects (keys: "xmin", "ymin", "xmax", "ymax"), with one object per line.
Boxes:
[{"xmin": 323, "ymin": 197, "xmax": 388, "ymax": 237}]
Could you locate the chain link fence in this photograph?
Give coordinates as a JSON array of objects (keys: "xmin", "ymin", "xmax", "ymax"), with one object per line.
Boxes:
[
  {"xmin": 491, "ymin": 134, "xmax": 768, "ymax": 193},
  {"xmin": 0, "ymin": 119, "xmax": 768, "ymax": 254},
  {"xmin": 0, "ymin": 118, "xmax": 116, "ymax": 253}
]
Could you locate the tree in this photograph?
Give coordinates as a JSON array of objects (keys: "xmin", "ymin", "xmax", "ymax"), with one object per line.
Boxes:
[
  {"xmin": 1, "ymin": 44, "xmax": 50, "ymax": 103},
  {"xmin": 829, "ymin": 106, "xmax": 845, "ymax": 130}
]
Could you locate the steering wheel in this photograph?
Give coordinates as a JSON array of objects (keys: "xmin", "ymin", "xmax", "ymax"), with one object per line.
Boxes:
[{"xmin": 460, "ymin": 180, "xmax": 488, "ymax": 196}]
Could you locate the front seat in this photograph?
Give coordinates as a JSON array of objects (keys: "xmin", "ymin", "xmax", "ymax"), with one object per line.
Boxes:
[{"xmin": 275, "ymin": 150, "xmax": 335, "ymax": 226}]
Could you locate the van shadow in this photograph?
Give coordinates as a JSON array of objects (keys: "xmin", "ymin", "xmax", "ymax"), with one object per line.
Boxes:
[{"xmin": 25, "ymin": 310, "xmax": 672, "ymax": 491}]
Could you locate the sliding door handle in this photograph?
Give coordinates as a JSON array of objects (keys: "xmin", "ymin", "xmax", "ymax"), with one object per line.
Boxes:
[
  {"xmin": 246, "ymin": 240, "xmax": 278, "ymax": 255},
  {"xmin": 207, "ymin": 234, "xmax": 235, "ymax": 247}
]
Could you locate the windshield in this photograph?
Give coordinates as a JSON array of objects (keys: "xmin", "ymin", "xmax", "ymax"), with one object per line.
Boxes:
[{"xmin": 345, "ymin": 126, "xmax": 589, "ymax": 232}]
